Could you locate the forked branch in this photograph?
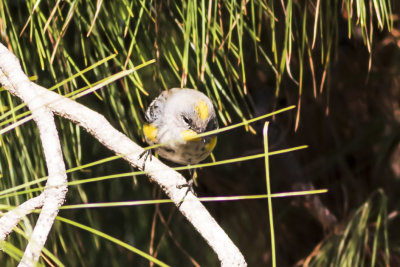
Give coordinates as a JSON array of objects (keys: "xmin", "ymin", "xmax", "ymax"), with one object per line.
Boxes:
[{"xmin": 0, "ymin": 43, "xmax": 246, "ymax": 267}]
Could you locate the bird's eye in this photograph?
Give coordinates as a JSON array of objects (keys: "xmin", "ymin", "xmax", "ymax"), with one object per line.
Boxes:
[{"xmin": 182, "ymin": 116, "xmax": 192, "ymax": 125}]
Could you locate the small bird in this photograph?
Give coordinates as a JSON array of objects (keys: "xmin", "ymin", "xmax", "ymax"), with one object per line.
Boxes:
[{"xmin": 143, "ymin": 88, "xmax": 218, "ymax": 166}]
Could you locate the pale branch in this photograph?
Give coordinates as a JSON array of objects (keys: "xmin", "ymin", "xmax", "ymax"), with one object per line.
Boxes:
[
  {"xmin": 0, "ymin": 42, "xmax": 247, "ymax": 266},
  {"xmin": 32, "ymin": 73, "xmax": 247, "ymax": 267},
  {"xmin": 0, "ymin": 195, "xmax": 45, "ymax": 241},
  {"xmin": 0, "ymin": 43, "xmax": 68, "ymax": 267}
]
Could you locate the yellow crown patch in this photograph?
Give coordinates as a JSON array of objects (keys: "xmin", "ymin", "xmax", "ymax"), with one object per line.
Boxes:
[{"xmin": 195, "ymin": 100, "xmax": 209, "ymax": 121}]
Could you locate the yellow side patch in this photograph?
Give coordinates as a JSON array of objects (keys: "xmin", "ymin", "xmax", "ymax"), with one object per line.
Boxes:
[
  {"xmin": 205, "ymin": 136, "xmax": 217, "ymax": 151},
  {"xmin": 195, "ymin": 100, "xmax": 209, "ymax": 121},
  {"xmin": 181, "ymin": 129, "xmax": 201, "ymax": 141},
  {"xmin": 143, "ymin": 124, "xmax": 158, "ymax": 142}
]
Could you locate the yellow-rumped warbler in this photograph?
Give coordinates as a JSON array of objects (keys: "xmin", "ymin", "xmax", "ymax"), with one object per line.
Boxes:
[{"xmin": 143, "ymin": 88, "xmax": 218, "ymax": 165}]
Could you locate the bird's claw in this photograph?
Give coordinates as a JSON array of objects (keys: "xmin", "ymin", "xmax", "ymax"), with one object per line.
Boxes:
[{"xmin": 138, "ymin": 149, "xmax": 152, "ymax": 170}]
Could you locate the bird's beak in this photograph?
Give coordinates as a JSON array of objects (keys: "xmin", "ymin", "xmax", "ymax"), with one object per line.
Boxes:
[{"xmin": 180, "ymin": 129, "xmax": 201, "ymax": 142}]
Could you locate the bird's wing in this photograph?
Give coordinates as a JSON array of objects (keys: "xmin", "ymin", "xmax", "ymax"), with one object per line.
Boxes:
[{"xmin": 145, "ymin": 90, "xmax": 171, "ymax": 123}]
